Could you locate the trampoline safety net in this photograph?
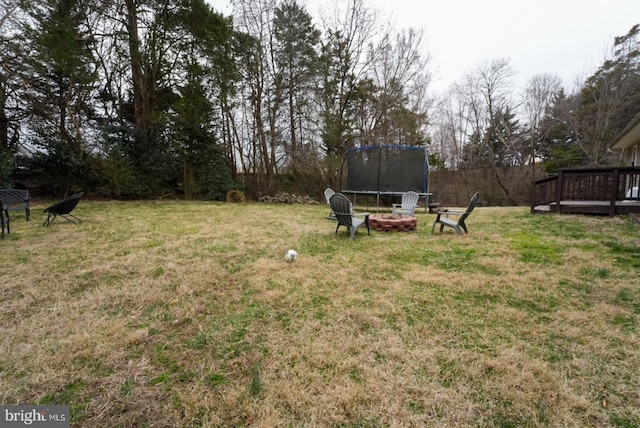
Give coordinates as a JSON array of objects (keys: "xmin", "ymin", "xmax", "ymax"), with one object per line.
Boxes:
[{"xmin": 342, "ymin": 145, "xmax": 429, "ymax": 194}]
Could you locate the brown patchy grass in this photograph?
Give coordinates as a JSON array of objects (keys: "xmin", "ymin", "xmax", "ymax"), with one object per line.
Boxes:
[{"xmin": 1, "ymin": 200, "xmax": 639, "ymax": 427}]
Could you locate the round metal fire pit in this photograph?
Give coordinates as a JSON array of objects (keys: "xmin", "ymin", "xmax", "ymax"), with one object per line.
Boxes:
[{"xmin": 369, "ymin": 214, "xmax": 417, "ymax": 232}]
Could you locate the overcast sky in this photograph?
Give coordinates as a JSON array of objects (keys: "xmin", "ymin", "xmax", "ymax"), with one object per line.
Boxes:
[{"xmin": 207, "ymin": 0, "xmax": 640, "ymax": 93}]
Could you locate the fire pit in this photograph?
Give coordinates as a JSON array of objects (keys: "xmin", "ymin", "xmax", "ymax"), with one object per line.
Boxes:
[{"xmin": 369, "ymin": 214, "xmax": 417, "ymax": 232}]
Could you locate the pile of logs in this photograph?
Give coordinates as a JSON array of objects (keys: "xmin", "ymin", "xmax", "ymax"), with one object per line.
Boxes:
[{"xmin": 259, "ymin": 192, "xmax": 320, "ymax": 205}]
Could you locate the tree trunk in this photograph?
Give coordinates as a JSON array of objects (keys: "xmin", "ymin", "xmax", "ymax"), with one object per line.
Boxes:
[
  {"xmin": 0, "ymin": 83, "xmax": 7, "ymax": 151},
  {"xmin": 124, "ymin": 0, "xmax": 150, "ymax": 129}
]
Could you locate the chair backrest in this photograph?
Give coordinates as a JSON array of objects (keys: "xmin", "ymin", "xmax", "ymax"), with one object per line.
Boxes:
[
  {"xmin": 458, "ymin": 192, "xmax": 480, "ymax": 224},
  {"xmin": 0, "ymin": 189, "xmax": 28, "ymax": 205},
  {"xmin": 401, "ymin": 191, "xmax": 419, "ymax": 209},
  {"xmin": 45, "ymin": 192, "xmax": 84, "ymax": 215},
  {"xmin": 324, "ymin": 188, "xmax": 335, "ymax": 204},
  {"xmin": 329, "ymin": 193, "xmax": 354, "ymax": 227}
]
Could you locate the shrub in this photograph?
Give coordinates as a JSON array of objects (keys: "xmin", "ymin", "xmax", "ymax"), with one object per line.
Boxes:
[
  {"xmin": 0, "ymin": 150, "xmax": 13, "ymax": 187},
  {"xmin": 226, "ymin": 189, "xmax": 246, "ymax": 203}
]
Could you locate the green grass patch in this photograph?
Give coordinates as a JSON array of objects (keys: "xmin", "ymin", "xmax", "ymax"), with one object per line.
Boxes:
[
  {"xmin": 507, "ymin": 232, "xmax": 564, "ymax": 264},
  {"xmin": 604, "ymin": 240, "xmax": 640, "ymax": 269}
]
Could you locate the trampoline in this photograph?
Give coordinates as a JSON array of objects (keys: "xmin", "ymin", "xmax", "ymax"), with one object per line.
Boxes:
[{"xmin": 339, "ymin": 145, "xmax": 431, "ymax": 210}]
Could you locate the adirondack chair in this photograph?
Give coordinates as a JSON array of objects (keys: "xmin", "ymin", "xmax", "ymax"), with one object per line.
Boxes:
[
  {"xmin": 392, "ymin": 191, "xmax": 420, "ymax": 216},
  {"xmin": 324, "ymin": 187, "xmax": 336, "ymax": 219},
  {"xmin": 43, "ymin": 192, "xmax": 85, "ymax": 227},
  {"xmin": 329, "ymin": 193, "xmax": 370, "ymax": 239},
  {"xmin": 431, "ymin": 192, "xmax": 480, "ymax": 235}
]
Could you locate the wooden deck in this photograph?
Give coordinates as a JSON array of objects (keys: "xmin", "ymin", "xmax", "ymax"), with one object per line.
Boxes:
[{"xmin": 531, "ymin": 167, "xmax": 640, "ymax": 216}]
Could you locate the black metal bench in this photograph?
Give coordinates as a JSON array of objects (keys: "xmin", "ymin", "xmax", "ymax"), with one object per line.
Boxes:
[
  {"xmin": 0, "ymin": 189, "xmax": 30, "ymax": 221},
  {"xmin": 1, "ymin": 198, "xmax": 6, "ymax": 239}
]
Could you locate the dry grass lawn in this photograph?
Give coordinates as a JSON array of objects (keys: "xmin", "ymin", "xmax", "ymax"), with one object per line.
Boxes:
[{"xmin": 1, "ymin": 200, "xmax": 639, "ymax": 427}]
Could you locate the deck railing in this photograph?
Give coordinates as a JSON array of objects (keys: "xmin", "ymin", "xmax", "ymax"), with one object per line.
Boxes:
[{"xmin": 531, "ymin": 167, "xmax": 640, "ymax": 216}]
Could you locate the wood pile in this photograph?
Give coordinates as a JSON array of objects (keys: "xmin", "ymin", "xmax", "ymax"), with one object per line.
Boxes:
[{"xmin": 259, "ymin": 192, "xmax": 319, "ymax": 205}]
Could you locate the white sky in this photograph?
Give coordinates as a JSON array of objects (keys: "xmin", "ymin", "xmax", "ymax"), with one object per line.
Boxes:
[{"xmin": 207, "ymin": 0, "xmax": 640, "ymax": 93}]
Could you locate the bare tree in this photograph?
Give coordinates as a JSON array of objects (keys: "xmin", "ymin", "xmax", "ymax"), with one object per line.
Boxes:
[
  {"xmin": 368, "ymin": 28, "xmax": 433, "ymax": 146},
  {"xmin": 434, "ymin": 58, "xmax": 520, "ymax": 201},
  {"xmin": 522, "ymin": 73, "xmax": 562, "ymax": 177},
  {"xmin": 318, "ymin": 0, "xmax": 382, "ymax": 158},
  {"xmin": 232, "ymin": 0, "xmax": 280, "ymax": 192},
  {"xmin": 432, "ymin": 88, "xmax": 473, "ymax": 169}
]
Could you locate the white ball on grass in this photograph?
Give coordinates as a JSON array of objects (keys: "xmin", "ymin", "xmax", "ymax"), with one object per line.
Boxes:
[{"xmin": 285, "ymin": 249, "xmax": 297, "ymax": 261}]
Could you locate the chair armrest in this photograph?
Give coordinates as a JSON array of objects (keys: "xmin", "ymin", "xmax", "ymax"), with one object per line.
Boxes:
[
  {"xmin": 435, "ymin": 208, "xmax": 463, "ymax": 221},
  {"xmin": 441, "ymin": 209, "xmax": 465, "ymax": 215},
  {"xmin": 353, "ymin": 212, "xmax": 370, "ymax": 217}
]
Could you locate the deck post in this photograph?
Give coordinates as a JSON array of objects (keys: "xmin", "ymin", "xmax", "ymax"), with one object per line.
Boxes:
[
  {"xmin": 609, "ymin": 168, "xmax": 620, "ymax": 217},
  {"xmin": 555, "ymin": 170, "xmax": 564, "ymax": 213}
]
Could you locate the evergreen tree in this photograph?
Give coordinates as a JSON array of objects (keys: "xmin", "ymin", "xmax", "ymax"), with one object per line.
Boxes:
[
  {"xmin": 577, "ymin": 24, "xmax": 640, "ymax": 165},
  {"xmin": 273, "ymin": 0, "xmax": 320, "ymax": 158},
  {"xmin": 168, "ymin": 0, "xmax": 239, "ymax": 199},
  {"xmin": 537, "ymin": 89, "xmax": 587, "ymax": 172},
  {"xmin": 318, "ymin": 29, "xmax": 358, "ymax": 159},
  {"xmin": 21, "ymin": 0, "xmax": 98, "ymax": 194}
]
